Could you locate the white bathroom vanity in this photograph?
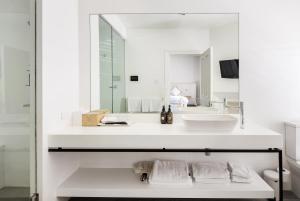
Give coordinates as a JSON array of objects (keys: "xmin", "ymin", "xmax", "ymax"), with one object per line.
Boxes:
[{"xmin": 48, "ymin": 114, "xmax": 283, "ymax": 200}]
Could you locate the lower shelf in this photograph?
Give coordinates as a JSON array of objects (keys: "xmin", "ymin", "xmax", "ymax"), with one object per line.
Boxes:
[{"xmin": 57, "ymin": 168, "xmax": 274, "ymax": 199}]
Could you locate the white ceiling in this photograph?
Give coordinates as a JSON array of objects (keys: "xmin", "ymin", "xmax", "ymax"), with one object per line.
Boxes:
[{"xmin": 112, "ymin": 14, "xmax": 238, "ymax": 29}]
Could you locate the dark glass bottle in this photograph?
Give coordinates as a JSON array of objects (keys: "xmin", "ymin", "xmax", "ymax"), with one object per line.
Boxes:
[
  {"xmin": 160, "ymin": 106, "xmax": 167, "ymax": 124},
  {"xmin": 166, "ymin": 105, "xmax": 173, "ymax": 124}
]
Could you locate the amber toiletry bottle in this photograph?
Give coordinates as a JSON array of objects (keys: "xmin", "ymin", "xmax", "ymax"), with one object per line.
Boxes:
[
  {"xmin": 166, "ymin": 105, "xmax": 173, "ymax": 124},
  {"xmin": 160, "ymin": 106, "xmax": 167, "ymax": 124}
]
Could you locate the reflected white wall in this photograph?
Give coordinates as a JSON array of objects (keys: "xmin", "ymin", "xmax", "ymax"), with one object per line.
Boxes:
[
  {"xmin": 210, "ymin": 22, "xmax": 239, "ymax": 94},
  {"xmin": 125, "ymin": 28, "xmax": 210, "ymax": 98},
  {"xmin": 90, "ymin": 15, "xmax": 100, "ymax": 111}
]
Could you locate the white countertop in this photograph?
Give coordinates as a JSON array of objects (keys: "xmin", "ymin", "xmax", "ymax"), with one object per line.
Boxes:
[{"xmin": 48, "ymin": 122, "xmax": 283, "ymax": 149}]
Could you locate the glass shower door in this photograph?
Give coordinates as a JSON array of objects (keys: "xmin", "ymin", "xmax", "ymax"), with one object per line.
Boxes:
[
  {"xmin": 0, "ymin": 0, "xmax": 36, "ymax": 200},
  {"xmin": 99, "ymin": 17, "xmax": 125, "ymax": 113},
  {"xmin": 99, "ymin": 17, "xmax": 113, "ymax": 112},
  {"xmin": 112, "ymin": 30, "xmax": 126, "ymax": 113}
]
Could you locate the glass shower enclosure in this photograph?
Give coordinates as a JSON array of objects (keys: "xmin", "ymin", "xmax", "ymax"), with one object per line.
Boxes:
[
  {"xmin": 0, "ymin": 0, "xmax": 36, "ymax": 200},
  {"xmin": 92, "ymin": 16, "xmax": 126, "ymax": 113}
]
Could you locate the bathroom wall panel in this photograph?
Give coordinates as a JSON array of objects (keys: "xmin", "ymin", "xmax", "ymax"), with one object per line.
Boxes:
[{"xmin": 40, "ymin": 0, "xmax": 80, "ymax": 200}]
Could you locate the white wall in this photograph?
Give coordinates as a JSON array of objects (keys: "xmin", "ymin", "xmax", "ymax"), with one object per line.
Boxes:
[
  {"xmin": 210, "ymin": 22, "xmax": 239, "ymax": 94},
  {"xmin": 79, "ymin": 0, "xmax": 300, "ymax": 132},
  {"xmin": 102, "ymin": 14, "xmax": 127, "ymax": 39},
  {"xmin": 90, "ymin": 15, "xmax": 100, "ymax": 111},
  {"xmin": 76, "ymin": 0, "xmax": 300, "ymax": 183},
  {"xmin": 125, "ymin": 28, "xmax": 209, "ymax": 98},
  {"xmin": 40, "ymin": 0, "xmax": 80, "ymax": 200},
  {"xmin": 39, "ymin": 0, "xmax": 300, "ymax": 200},
  {"xmin": 170, "ymin": 54, "xmax": 200, "ymax": 84}
]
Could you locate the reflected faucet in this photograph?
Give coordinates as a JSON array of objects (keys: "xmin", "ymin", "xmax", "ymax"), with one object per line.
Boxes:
[
  {"xmin": 218, "ymin": 98, "xmax": 245, "ymax": 129},
  {"xmin": 240, "ymin": 101, "xmax": 245, "ymax": 129}
]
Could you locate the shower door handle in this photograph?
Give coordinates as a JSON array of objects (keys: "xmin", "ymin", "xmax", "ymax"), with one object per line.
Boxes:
[
  {"xmin": 26, "ymin": 70, "xmax": 30, "ymax": 86},
  {"xmin": 109, "ymin": 85, "xmax": 117, "ymax": 89}
]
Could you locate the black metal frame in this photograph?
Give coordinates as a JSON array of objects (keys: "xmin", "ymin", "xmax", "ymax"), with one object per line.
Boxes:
[{"xmin": 49, "ymin": 147, "xmax": 283, "ymax": 201}]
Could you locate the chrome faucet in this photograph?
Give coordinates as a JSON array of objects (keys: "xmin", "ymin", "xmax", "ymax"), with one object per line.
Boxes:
[
  {"xmin": 223, "ymin": 98, "xmax": 245, "ymax": 129},
  {"xmin": 240, "ymin": 101, "xmax": 245, "ymax": 129}
]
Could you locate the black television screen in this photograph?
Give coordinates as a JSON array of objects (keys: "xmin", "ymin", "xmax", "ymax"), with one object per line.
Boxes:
[{"xmin": 219, "ymin": 59, "xmax": 239, "ymax": 79}]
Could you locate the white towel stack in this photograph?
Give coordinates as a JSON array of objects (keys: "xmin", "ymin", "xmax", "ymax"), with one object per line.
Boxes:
[
  {"xmin": 142, "ymin": 97, "xmax": 162, "ymax": 113},
  {"xmin": 127, "ymin": 97, "xmax": 142, "ymax": 113},
  {"xmin": 227, "ymin": 162, "xmax": 252, "ymax": 183},
  {"xmin": 192, "ymin": 161, "xmax": 230, "ymax": 184},
  {"xmin": 128, "ymin": 97, "xmax": 161, "ymax": 113},
  {"xmin": 141, "ymin": 98, "xmax": 151, "ymax": 113},
  {"xmin": 133, "ymin": 160, "xmax": 254, "ymax": 185},
  {"xmin": 149, "ymin": 98, "xmax": 162, "ymax": 112},
  {"xmin": 149, "ymin": 160, "xmax": 192, "ymax": 185}
]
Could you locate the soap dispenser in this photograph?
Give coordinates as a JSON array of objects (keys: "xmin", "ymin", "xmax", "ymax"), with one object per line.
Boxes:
[
  {"xmin": 160, "ymin": 106, "xmax": 167, "ymax": 124},
  {"xmin": 166, "ymin": 105, "xmax": 173, "ymax": 124}
]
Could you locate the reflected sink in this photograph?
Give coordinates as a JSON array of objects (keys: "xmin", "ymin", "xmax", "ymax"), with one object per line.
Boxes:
[{"xmin": 182, "ymin": 114, "xmax": 238, "ymax": 131}]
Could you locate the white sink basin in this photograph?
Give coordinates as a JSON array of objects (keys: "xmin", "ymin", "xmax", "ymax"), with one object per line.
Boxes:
[{"xmin": 182, "ymin": 114, "xmax": 238, "ymax": 131}]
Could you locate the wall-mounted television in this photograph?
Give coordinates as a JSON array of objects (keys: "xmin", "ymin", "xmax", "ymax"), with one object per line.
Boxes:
[{"xmin": 219, "ymin": 59, "xmax": 239, "ymax": 79}]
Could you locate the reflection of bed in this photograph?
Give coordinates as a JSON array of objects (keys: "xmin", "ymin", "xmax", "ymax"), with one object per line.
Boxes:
[
  {"xmin": 169, "ymin": 95, "xmax": 189, "ymax": 107},
  {"xmin": 169, "ymin": 83, "xmax": 197, "ymax": 108}
]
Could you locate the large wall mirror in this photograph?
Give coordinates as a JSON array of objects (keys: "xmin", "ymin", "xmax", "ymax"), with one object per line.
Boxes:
[{"xmin": 90, "ymin": 14, "xmax": 239, "ymax": 114}]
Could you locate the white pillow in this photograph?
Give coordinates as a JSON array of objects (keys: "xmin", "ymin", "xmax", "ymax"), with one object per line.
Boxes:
[{"xmin": 171, "ymin": 87, "xmax": 181, "ymax": 96}]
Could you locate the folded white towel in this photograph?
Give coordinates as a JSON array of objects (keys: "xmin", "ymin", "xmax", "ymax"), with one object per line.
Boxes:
[
  {"xmin": 127, "ymin": 97, "xmax": 142, "ymax": 113},
  {"xmin": 194, "ymin": 178, "xmax": 230, "ymax": 184},
  {"xmin": 227, "ymin": 162, "xmax": 251, "ymax": 179},
  {"xmin": 141, "ymin": 98, "xmax": 162, "ymax": 113},
  {"xmin": 141, "ymin": 98, "xmax": 151, "ymax": 113},
  {"xmin": 231, "ymin": 175, "xmax": 252, "ymax": 183},
  {"xmin": 149, "ymin": 98, "xmax": 161, "ymax": 112},
  {"xmin": 149, "ymin": 160, "xmax": 192, "ymax": 185},
  {"xmin": 192, "ymin": 161, "xmax": 230, "ymax": 180}
]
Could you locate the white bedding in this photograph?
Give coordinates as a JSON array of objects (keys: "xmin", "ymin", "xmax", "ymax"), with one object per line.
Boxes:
[{"xmin": 169, "ymin": 95, "xmax": 189, "ymax": 107}]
